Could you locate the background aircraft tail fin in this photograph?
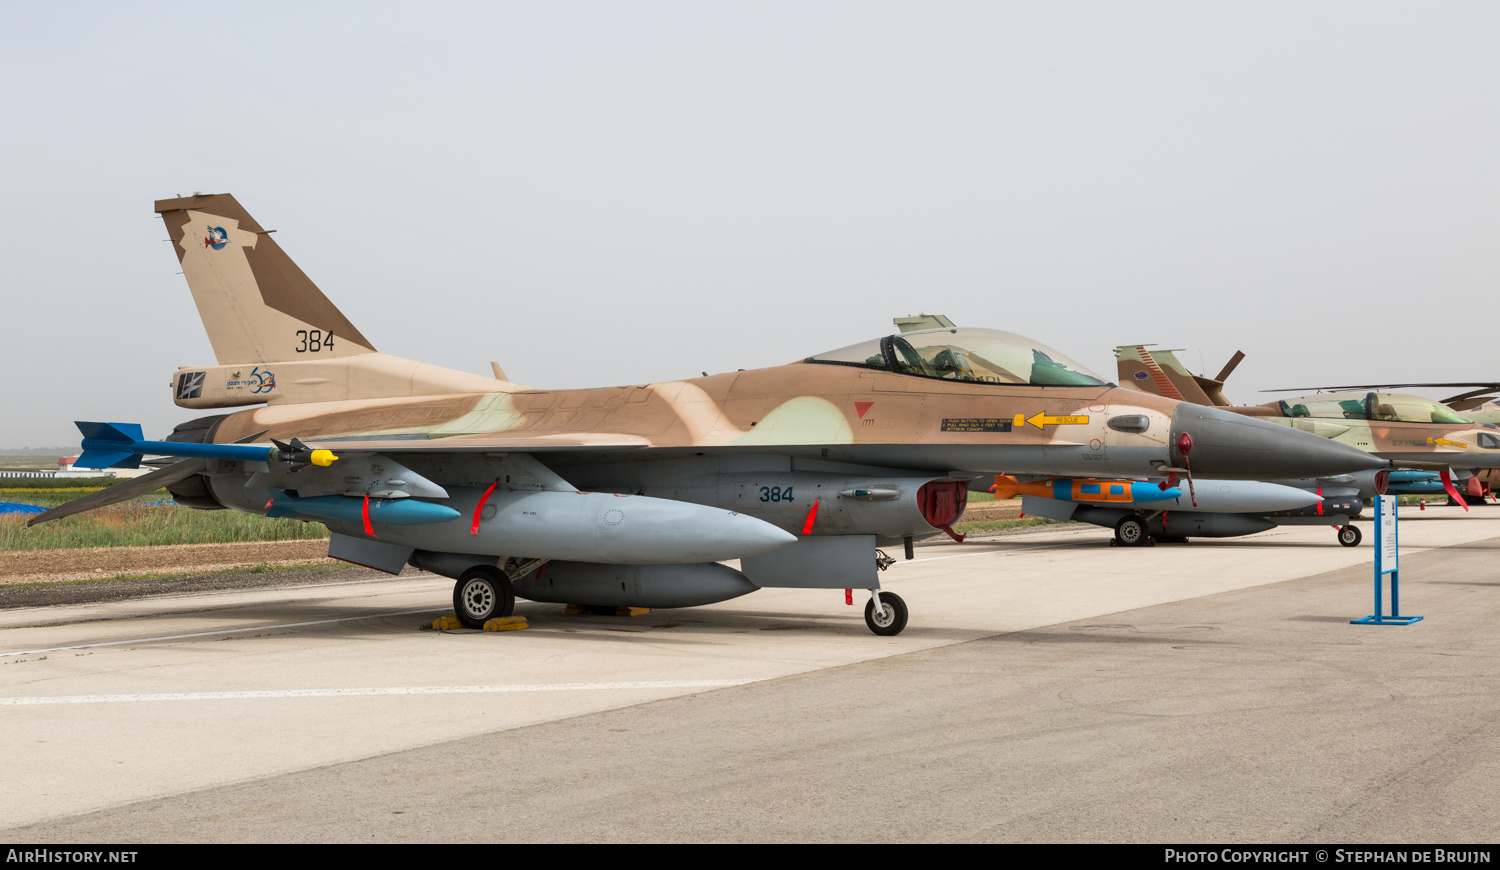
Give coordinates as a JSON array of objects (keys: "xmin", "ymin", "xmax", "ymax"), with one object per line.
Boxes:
[
  {"xmin": 1113, "ymin": 344, "xmax": 1238, "ymax": 406},
  {"xmin": 155, "ymin": 193, "xmax": 377, "ymax": 365}
]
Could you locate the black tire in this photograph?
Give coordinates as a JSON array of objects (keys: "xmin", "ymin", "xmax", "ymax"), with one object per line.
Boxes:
[
  {"xmin": 864, "ymin": 592, "xmax": 908, "ymax": 636},
  {"xmin": 452, "ymin": 567, "xmax": 516, "ymax": 629},
  {"xmin": 1338, "ymin": 525, "xmax": 1362, "ymax": 547},
  {"xmin": 1114, "ymin": 516, "xmax": 1149, "ymax": 547}
]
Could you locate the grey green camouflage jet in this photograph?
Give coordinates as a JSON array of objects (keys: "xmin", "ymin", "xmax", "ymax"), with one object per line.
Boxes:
[{"xmin": 28, "ymin": 194, "xmax": 1385, "ymax": 635}]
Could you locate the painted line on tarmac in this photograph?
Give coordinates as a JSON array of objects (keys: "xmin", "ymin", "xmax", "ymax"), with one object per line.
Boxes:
[
  {"xmin": 0, "ymin": 680, "xmax": 754, "ymax": 706},
  {"xmin": 898, "ymin": 541, "xmax": 1083, "ymax": 566},
  {"xmin": 0, "ymin": 607, "xmax": 451, "ymax": 658}
]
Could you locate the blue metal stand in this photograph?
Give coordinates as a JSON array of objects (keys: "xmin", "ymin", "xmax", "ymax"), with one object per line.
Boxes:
[{"xmin": 1352, "ymin": 495, "xmax": 1422, "ymax": 626}]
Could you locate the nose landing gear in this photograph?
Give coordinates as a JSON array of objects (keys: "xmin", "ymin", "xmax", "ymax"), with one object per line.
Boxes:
[
  {"xmin": 864, "ymin": 589, "xmax": 908, "ymax": 636},
  {"xmin": 1337, "ymin": 525, "xmax": 1362, "ymax": 547}
]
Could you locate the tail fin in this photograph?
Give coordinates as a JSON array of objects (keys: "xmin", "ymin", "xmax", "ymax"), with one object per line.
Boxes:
[
  {"xmin": 155, "ymin": 194, "xmax": 377, "ymax": 365},
  {"xmin": 1113, "ymin": 344, "xmax": 1238, "ymax": 407},
  {"xmin": 74, "ymin": 422, "xmax": 144, "ymax": 470}
]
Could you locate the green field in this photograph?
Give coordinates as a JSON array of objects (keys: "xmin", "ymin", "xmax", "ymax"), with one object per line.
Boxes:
[
  {"xmin": 0, "ymin": 485, "xmax": 328, "ymax": 551},
  {"xmin": 952, "ymin": 516, "xmax": 1062, "ymax": 535}
]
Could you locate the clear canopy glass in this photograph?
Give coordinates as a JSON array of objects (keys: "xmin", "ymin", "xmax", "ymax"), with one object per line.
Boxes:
[
  {"xmin": 1279, "ymin": 391, "xmax": 1472, "ymax": 425},
  {"xmin": 808, "ymin": 327, "xmax": 1109, "ymax": 387}
]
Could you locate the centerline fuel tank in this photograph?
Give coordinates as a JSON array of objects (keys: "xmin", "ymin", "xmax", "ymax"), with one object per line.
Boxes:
[{"xmin": 513, "ymin": 561, "xmax": 758, "ymax": 608}]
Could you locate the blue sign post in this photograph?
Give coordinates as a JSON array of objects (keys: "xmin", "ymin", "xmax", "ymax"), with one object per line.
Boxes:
[{"xmin": 1351, "ymin": 495, "xmax": 1422, "ymax": 625}]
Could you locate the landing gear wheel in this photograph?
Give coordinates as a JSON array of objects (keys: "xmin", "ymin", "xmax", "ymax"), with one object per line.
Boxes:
[
  {"xmin": 1114, "ymin": 516, "xmax": 1149, "ymax": 547},
  {"xmin": 452, "ymin": 567, "xmax": 516, "ymax": 629},
  {"xmin": 864, "ymin": 592, "xmax": 908, "ymax": 636},
  {"xmin": 1338, "ymin": 525, "xmax": 1362, "ymax": 547}
]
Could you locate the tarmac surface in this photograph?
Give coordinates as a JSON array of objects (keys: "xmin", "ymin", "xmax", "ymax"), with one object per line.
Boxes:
[{"xmin": 2, "ymin": 507, "xmax": 1497, "ymax": 842}]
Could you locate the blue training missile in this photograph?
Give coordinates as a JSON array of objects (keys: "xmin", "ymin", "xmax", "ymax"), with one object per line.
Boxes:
[
  {"xmin": 265, "ymin": 491, "xmax": 460, "ymax": 525},
  {"xmin": 73, "ymin": 422, "xmax": 336, "ymax": 469},
  {"xmin": 1384, "ymin": 470, "xmax": 1446, "ymax": 496}
]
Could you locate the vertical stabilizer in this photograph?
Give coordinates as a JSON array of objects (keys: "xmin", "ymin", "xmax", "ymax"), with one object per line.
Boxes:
[
  {"xmin": 1114, "ymin": 345, "xmax": 1227, "ymax": 406},
  {"xmin": 155, "ymin": 194, "xmax": 377, "ymax": 365}
]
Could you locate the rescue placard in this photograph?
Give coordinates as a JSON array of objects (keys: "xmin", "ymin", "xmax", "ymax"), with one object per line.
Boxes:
[{"xmin": 941, "ymin": 418, "xmax": 1014, "ymax": 433}]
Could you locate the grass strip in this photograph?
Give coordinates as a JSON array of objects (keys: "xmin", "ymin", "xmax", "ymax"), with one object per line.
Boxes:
[
  {"xmin": 0, "ymin": 477, "xmax": 133, "ymax": 490},
  {"xmin": 2, "ymin": 560, "xmax": 348, "ymax": 590},
  {"xmin": 953, "ymin": 517, "xmax": 1064, "ymax": 534},
  {"xmin": 0, "ymin": 507, "xmax": 328, "ymax": 550}
]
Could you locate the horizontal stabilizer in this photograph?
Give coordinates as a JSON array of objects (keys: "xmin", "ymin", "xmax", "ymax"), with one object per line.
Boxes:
[{"xmin": 26, "ymin": 459, "xmax": 209, "ymax": 527}]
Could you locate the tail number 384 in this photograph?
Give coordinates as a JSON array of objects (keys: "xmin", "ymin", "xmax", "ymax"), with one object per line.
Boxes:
[{"xmin": 295, "ymin": 330, "xmax": 335, "ymax": 353}]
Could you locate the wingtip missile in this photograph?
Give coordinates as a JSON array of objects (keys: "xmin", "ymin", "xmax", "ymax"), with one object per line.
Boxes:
[{"xmin": 71, "ymin": 423, "xmax": 340, "ymax": 471}]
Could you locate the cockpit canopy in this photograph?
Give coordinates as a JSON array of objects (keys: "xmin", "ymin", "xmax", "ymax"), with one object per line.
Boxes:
[
  {"xmin": 1279, "ymin": 391, "xmax": 1473, "ymax": 425},
  {"xmin": 807, "ymin": 327, "xmax": 1110, "ymax": 387}
]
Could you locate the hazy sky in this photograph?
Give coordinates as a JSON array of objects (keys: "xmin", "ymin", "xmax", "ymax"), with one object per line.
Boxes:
[{"xmin": 2, "ymin": 2, "xmax": 1497, "ymax": 447}]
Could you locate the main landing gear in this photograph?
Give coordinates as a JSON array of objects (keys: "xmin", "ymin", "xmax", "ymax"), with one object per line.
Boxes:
[
  {"xmin": 865, "ymin": 590, "xmax": 908, "ymax": 636},
  {"xmin": 1337, "ymin": 525, "xmax": 1362, "ymax": 547},
  {"xmin": 453, "ymin": 566, "xmax": 516, "ymax": 629},
  {"xmin": 1113, "ymin": 516, "xmax": 1152, "ymax": 547}
]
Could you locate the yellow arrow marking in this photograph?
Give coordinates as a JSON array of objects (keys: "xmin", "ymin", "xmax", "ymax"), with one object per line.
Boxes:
[
  {"xmin": 1025, "ymin": 412, "xmax": 1090, "ymax": 429},
  {"xmin": 1429, "ymin": 437, "xmax": 1467, "ymax": 448}
]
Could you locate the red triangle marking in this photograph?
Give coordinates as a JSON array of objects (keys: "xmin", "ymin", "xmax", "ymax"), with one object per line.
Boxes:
[
  {"xmin": 854, "ymin": 401, "xmax": 874, "ymax": 419},
  {"xmin": 1377, "ymin": 428, "xmax": 1389, "ymax": 438}
]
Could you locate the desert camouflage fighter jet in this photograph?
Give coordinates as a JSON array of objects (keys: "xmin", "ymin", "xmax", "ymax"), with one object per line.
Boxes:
[
  {"xmin": 1116, "ymin": 345, "xmax": 1500, "ymax": 509},
  {"xmin": 30, "ymin": 195, "xmax": 1384, "ymax": 635},
  {"xmin": 1255, "ymin": 380, "xmax": 1500, "ymax": 505}
]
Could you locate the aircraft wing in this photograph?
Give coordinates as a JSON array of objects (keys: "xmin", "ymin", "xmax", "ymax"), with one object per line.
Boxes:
[
  {"xmin": 25, "ymin": 458, "xmax": 209, "ymax": 527},
  {"xmin": 304, "ymin": 432, "xmax": 654, "ymax": 453},
  {"xmin": 1264, "ymin": 382, "xmax": 1500, "ymax": 392}
]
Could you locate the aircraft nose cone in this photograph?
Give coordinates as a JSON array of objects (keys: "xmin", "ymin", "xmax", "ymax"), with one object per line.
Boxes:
[{"xmin": 1169, "ymin": 404, "xmax": 1388, "ymax": 479}]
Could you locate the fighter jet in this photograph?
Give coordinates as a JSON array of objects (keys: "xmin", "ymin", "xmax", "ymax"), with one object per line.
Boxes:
[
  {"xmin": 1257, "ymin": 380, "xmax": 1500, "ymax": 504},
  {"xmin": 1116, "ymin": 344, "xmax": 1500, "ymax": 509},
  {"xmin": 29, "ymin": 194, "xmax": 1384, "ymax": 635}
]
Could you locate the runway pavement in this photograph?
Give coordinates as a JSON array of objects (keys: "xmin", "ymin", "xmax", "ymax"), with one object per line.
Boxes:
[{"xmin": 2, "ymin": 507, "xmax": 1498, "ymax": 842}]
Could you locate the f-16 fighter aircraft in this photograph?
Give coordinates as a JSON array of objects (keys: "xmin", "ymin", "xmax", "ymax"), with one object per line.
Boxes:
[
  {"xmin": 1258, "ymin": 381, "xmax": 1500, "ymax": 505},
  {"xmin": 29, "ymin": 194, "xmax": 1385, "ymax": 635},
  {"xmin": 1116, "ymin": 345, "xmax": 1500, "ymax": 513}
]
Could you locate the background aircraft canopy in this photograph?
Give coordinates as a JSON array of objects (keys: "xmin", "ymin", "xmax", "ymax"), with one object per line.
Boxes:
[
  {"xmin": 809, "ymin": 327, "xmax": 1109, "ymax": 387},
  {"xmin": 1279, "ymin": 391, "xmax": 1473, "ymax": 424}
]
